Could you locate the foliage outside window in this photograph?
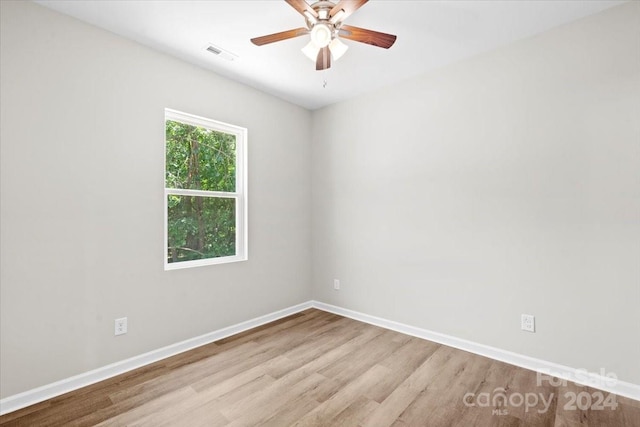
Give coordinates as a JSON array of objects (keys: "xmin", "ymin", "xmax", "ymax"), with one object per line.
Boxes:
[{"xmin": 164, "ymin": 109, "xmax": 247, "ymax": 269}]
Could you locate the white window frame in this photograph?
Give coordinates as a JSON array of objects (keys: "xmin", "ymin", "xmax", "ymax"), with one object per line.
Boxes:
[{"xmin": 164, "ymin": 108, "xmax": 248, "ymax": 270}]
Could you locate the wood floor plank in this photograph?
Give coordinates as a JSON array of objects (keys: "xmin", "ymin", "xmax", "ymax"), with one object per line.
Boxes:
[
  {"xmin": 194, "ymin": 355, "xmax": 287, "ymax": 397},
  {"xmin": 554, "ymin": 381, "xmax": 590, "ymax": 426},
  {"xmin": 328, "ymin": 395, "xmax": 379, "ymax": 426},
  {"xmin": 211, "ymin": 310, "xmax": 324, "ymax": 348},
  {"xmin": 223, "ymin": 373, "xmax": 325, "ymax": 426},
  {"xmin": 521, "ymin": 371, "xmax": 558, "ymax": 426},
  {"xmin": 128, "ymin": 375, "xmax": 277, "ymax": 427},
  {"xmin": 393, "ymin": 347, "xmax": 492, "ymax": 426},
  {"xmin": 367, "ymin": 337, "xmax": 440, "ymax": 403},
  {"xmin": 7, "ymin": 392, "xmax": 113, "ymax": 427},
  {"xmin": 255, "ymin": 391, "xmax": 320, "ymax": 427},
  {"xmin": 1, "ymin": 362, "xmax": 172, "ymax": 427},
  {"xmin": 160, "ymin": 341, "xmax": 222, "ymax": 370},
  {"xmin": 108, "ymin": 341, "xmax": 260, "ymax": 404},
  {"xmin": 360, "ymin": 346, "xmax": 458, "ymax": 427},
  {"xmin": 272, "ymin": 322, "xmax": 384, "ymax": 385},
  {"xmin": 1, "ymin": 309, "xmax": 637, "ymax": 427},
  {"xmin": 184, "ymin": 315, "xmax": 341, "ymax": 392},
  {"xmin": 93, "ymin": 386, "xmax": 198, "ymax": 427},
  {"xmin": 136, "ymin": 403, "xmax": 229, "ymax": 427},
  {"xmin": 275, "ymin": 318, "xmax": 369, "ymax": 365},
  {"xmin": 454, "ymin": 360, "xmax": 528, "ymax": 426},
  {"xmin": 318, "ymin": 329, "xmax": 409, "ymax": 385},
  {"xmin": 64, "ymin": 341, "xmax": 267, "ymax": 426},
  {"xmin": 0, "ymin": 400, "xmax": 52, "ymax": 425},
  {"xmin": 291, "ymin": 364, "xmax": 393, "ymax": 427},
  {"xmin": 220, "ymin": 365, "xmax": 322, "ymax": 421}
]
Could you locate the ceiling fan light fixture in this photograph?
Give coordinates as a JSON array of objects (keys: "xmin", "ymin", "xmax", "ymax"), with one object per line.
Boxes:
[
  {"xmin": 301, "ymin": 41, "xmax": 319, "ymax": 62},
  {"xmin": 310, "ymin": 24, "xmax": 332, "ymax": 48},
  {"xmin": 329, "ymin": 38, "xmax": 348, "ymax": 61},
  {"xmin": 303, "ymin": 10, "xmax": 317, "ymax": 24},
  {"xmin": 329, "ymin": 9, "xmax": 345, "ymax": 24}
]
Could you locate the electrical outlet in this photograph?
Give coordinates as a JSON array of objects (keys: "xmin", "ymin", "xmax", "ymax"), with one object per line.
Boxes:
[
  {"xmin": 521, "ymin": 314, "xmax": 535, "ymax": 332},
  {"xmin": 333, "ymin": 279, "xmax": 340, "ymax": 290},
  {"xmin": 115, "ymin": 317, "xmax": 128, "ymax": 336}
]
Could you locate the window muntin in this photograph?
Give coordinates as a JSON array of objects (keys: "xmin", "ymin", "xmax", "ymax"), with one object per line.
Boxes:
[{"xmin": 164, "ymin": 109, "xmax": 247, "ymax": 269}]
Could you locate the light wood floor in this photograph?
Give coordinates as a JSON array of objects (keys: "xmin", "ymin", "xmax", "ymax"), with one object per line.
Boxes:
[{"xmin": 1, "ymin": 309, "xmax": 638, "ymax": 426}]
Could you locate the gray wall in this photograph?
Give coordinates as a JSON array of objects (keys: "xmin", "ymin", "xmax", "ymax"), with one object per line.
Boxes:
[
  {"xmin": 0, "ymin": 0, "xmax": 311, "ymax": 398},
  {"xmin": 311, "ymin": 2, "xmax": 640, "ymax": 384}
]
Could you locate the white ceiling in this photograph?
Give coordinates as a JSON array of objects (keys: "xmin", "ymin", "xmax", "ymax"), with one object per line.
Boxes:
[{"xmin": 35, "ymin": 0, "xmax": 625, "ymax": 110}]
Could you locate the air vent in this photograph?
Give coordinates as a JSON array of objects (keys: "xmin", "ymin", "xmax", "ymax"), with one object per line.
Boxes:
[{"xmin": 205, "ymin": 44, "xmax": 237, "ymax": 62}]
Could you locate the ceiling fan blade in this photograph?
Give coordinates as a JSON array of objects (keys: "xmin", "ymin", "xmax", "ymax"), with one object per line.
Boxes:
[
  {"xmin": 338, "ymin": 25, "xmax": 397, "ymax": 49},
  {"xmin": 251, "ymin": 27, "xmax": 309, "ymax": 46},
  {"xmin": 330, "ymin": 0, "xmax": 368, "ymax": 21},
  {"xmin": 285, "ymin": 0, "xmax": 318, "ymax": 18},
  {"xmin": 316, "ymin": 46, "xmax": 331, "ymax": 70}
]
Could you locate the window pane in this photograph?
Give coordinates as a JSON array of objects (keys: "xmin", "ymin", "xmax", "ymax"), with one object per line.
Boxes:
[
  {"xmin": 166, "ymin": 120, "xmax": 236, "ymax": 192},
  {"xmin": 167, "ymin": 195, "xmax": 236, "ymax": 263}
]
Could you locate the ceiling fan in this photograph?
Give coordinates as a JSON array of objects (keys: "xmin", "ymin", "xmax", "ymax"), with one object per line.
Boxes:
[{"xmin": 251, "ymin": 0, "xmax": 397, "ymax": 71}]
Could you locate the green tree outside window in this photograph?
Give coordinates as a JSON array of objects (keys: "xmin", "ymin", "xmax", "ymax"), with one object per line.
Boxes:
[{"xmin": 165, "ymin": 116, "xmax": 242, "ymax": 265}]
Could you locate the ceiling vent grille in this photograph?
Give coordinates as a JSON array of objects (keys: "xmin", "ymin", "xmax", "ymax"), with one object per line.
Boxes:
[{"xmin": 205, "ymin": 44, "xmax": 237, "ymax": 61}]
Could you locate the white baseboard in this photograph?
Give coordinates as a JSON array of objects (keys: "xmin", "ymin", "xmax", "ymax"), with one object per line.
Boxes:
[
  {"xmin": 0, "ymin": 301, "xmax": 313, "ymax": 416},
  {"xmin": 2, "ymin": 299, "xmax": 638, "ymax": 416},
  {"xmin": 311, "ymin": 301, "xmax": 640, "ymax": 402}
]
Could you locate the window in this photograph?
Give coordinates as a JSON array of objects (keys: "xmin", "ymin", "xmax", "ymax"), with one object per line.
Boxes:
[{"xmin": 164, "ymin": 109, "xmax": 247, "ymax": 269}]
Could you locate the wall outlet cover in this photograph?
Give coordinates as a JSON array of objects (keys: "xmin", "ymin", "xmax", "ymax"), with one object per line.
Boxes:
[
  {"xmin": 115, "ymin": 317, "xmax": 128, "ymax": 336},
  {"xmin": 521, "ymin": 314, "xmax": 535, "ymax": 333}
]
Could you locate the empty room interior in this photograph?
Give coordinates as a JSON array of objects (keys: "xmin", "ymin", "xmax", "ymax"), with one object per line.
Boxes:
[{"xmin": 1, "ymin": 0, "xmax": 639, "ymax": 426}]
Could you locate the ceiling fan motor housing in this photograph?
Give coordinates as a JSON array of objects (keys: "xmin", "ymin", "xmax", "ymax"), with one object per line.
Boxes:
[{"xmin": 306, "ymin": 1, "xmax": 341, "ymax": 32}]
